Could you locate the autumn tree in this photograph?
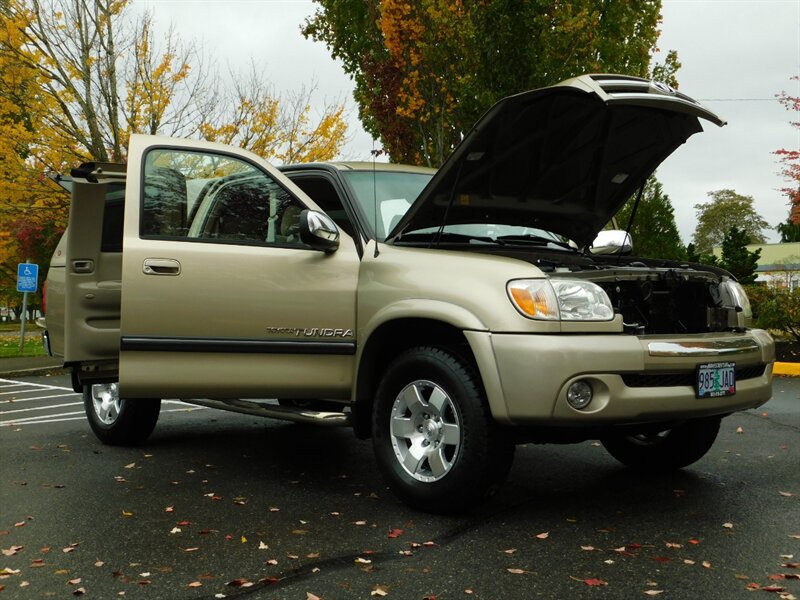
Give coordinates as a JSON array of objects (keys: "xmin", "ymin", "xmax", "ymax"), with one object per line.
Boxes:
[
  {"xmin": 691, "ymin": 189, "xmax": 769, "ymax": 256},
  {"xmin": 0, "ymin": 0, "xmax": 349, "ymax": 308},
  {"xmin": 303, "ymin": 0, "xmax": 678, "ymax": 165},
  {"xmin": 774, "ymin": 75, "xmax": 800, "ymax": 223},
  {"xmin": 614, "ymin": 177, "xmax": 685, "ymax": 261}
]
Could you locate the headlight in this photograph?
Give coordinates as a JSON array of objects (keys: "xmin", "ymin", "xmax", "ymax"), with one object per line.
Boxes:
[
  {"xmin": 719, "ymin": 279, "xmax": 753, "ymax": 321},
  {"xmin": 508, "ymin": 279, "xmax": 614, "ymax": 321}
]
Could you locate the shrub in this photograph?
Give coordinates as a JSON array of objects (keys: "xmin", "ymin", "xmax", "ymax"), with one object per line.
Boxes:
[{"xmin": 745, "ymin": 284, "xmax": 800, "ymax": 342}]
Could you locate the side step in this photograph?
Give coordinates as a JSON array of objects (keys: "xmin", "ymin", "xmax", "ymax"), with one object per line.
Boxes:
[{"xmin": 181, "ymin": 398, "xmax": 351, "ymax": 427}]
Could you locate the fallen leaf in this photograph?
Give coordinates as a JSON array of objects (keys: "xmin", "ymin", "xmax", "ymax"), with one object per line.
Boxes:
[
  {"xmin": 665, "ymin": 542, "xmax": 682, "ymax": 549},
  {"xmin": 355, "ymin": 558, "xmax": 372, "ymax": 564},
  {"xmin": 68, "ymin": 578, "xmax": 82, "ymax": 584},
  {"xmin": 506, "ymin": 568, "xmax": 526, "ymax": 575},
  {"xmin": 122, "ymin": 510, "xmax": 134, "ymax": 518},
  {"xmin": 583, "ymin": 578, "xmax": 608, "ymax": 587},
  {"xmin": 371, "ymin": 584, "xmax": 389, "ymax": 596},
  {"xmin": 779, "ymin": 492, "xmax": 793, "ymax": 497},
  {"xmin": 124, "ymin": 462, "xmax": 136, "ymax": 469},
  {"xmin": 581, "ymin": 545, "xmax": 595, "ymax": 551},
  {"xmin": 535, "ymin": 532, "xmax": 549, "ymax": 539},
  {"xmin": 259, "ymin": 541, "xmax": 269, "ymax": 550},
  {"xmin": 165, "ymin": 506, "xmax": 174, "ymax": 513},
  {"xmin": 723, "ymin": 522, "xmax": 734, "ymax": 529},
  {"xmin": 388, "ymin": 529, "xmax": 404, "ymax": 539},
  {"xmin": 762, "ymin": 586, "xmax": 786, "ymax": 593},
  {"xmin": 63, "ymin": 543, "xmax": 79, "ymax": 553},
  {"xmin": 504, "ymin": 548, "xmax": 518, "ymax": 555},
  {"xmin": 702, "ymin": 561, "xmax": 712, "ymax": 569},
  {"xmin": 684, "ymin": 560, "xmax": 696, "ymax": 565},
  {"xmin": 307, "ymin": 594, "xmax": 321, "ymax": 600},
  {"xmin": 73, "ymin": 587, "xmax": 86, "ymax": 596},
  {"xmin": 644, "ymin": 591, "xmax": 664, "ymax": 596},
  {"xmin": 241, "ymin": 536, "xmax": 247, "ymax": 544},
  {"xmin": 170, "ymin": 527, "xmax": 181, "ymax": 534},
  {"xmin": 736, "ymin": 426, "xmax": 744, "ymax": 434},
  {"xmin": 227, "ymin": 579, "xmax": 252, "ymax": 587},
  {"xmin": 188, "ymin": 582, "xmax": 202, "ymax": 588},
  {"xmin": 94, "ymin": 561, "xmax": 104, "ymax": 567},
  {"xmin": 354, "ymin": 521, "xmax": 367, "ymax": 526},
  {"xmin": 184, "ymin": 547, "xmax": 200, "ymax": 553},
  {"xmin": 266, "ymin": 559, "xmax": 278, "ymax": 565},
  {"xmin": 1, "ymin": 545, "xmax": 23, "ymax": 557}
]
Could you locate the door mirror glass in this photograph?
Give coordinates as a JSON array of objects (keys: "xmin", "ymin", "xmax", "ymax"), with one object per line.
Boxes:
[
  {"xmin": 591, "ymin": 230, "xmax": 633, "ymax": 255},
  {"xmin": 299, "ymin": 210, "xmax": 340, "ymax": 253}
]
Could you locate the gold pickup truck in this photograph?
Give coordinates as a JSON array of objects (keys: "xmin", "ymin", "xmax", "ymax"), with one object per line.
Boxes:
[{"xmin": 43, "ymin": 74, "xmax": 774, "ymax": 513}]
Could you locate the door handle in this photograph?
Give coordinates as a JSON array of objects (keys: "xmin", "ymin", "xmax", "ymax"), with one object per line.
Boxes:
[{"xmin": 143, "ymin": 258, "xmax": 181, "ymax": 276}]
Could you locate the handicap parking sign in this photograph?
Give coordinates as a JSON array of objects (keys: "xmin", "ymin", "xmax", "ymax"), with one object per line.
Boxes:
[{"xmin": 16, "ymin": 263, "xmax": 39, "ymax": 293}]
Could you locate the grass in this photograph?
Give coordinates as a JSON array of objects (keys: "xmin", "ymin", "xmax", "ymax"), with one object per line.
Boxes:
[{"xmin": 0, "ymin": 322, "xmax": 45, "ymax": 357}]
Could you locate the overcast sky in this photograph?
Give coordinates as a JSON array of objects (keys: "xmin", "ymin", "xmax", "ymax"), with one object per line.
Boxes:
[{"xmin": 142, "ymin": 0, "xmax": 800, "ymax": 245}]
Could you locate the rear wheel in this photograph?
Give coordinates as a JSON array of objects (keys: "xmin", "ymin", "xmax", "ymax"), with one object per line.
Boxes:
[
  {"xmin": 601, "ymin": 417, "xmax": 721, "ymax": 471},
  {"xmin": 83, "ymin": 383, "xmax": 160, "ymax": 446},
  {"xmin": 372, "ymin": 347, "xmax": 514, "ymax": 514}
]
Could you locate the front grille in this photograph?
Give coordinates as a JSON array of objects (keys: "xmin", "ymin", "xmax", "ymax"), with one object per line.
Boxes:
[{"xmin": 621, "ymin": 364, "xmax": 767, "ymax": 388}]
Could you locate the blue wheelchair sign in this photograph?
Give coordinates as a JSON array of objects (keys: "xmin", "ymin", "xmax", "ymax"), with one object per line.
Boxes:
[{"xmin": 17, "ymin": 263, "xmax": 39, "ymax": 293}]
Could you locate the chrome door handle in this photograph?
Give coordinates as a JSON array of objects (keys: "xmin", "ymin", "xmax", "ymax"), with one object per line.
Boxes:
[{"xmin": 142, "ymin": 258, "xmax": 181, "ymax": 276}]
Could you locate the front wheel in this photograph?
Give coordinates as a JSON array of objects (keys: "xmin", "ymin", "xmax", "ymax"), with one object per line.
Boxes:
[
  {"xmin": 372, "ymin": 347, "xmax": 514, "ymax": 514},
  {"xmin": 601, "ymin": 417, "xmax": 721, "ymax": 471},
  {"xmin": 83, "ymin": 383, "xmax": 161, "ymax": 446}
]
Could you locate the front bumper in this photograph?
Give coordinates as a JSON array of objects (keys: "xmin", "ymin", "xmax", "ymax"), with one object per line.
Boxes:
[{"xmin": 466, "ymin": 329, "xmax": 774, "ymax": 426}]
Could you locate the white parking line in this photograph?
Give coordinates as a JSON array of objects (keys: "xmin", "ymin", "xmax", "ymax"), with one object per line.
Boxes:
[
  {"xmin": 1, "ymin": 410, "xmax": 86, "ymax": 426},
  {"xmin": 0, "ymin": 401, "xmax": 83, "ymax": 415},
  {"xmin": 0, "ymin": 392, "xmax": 79, "ymax": 404},
  {"xmin": 0, "ymin": 378, "xmax": 73, "ymax": 391}
]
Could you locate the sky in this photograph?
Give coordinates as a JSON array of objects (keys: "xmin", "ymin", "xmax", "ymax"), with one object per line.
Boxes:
[{"xmin": 142, "ymin": 0, "xmax": 800, "ymax": 245}]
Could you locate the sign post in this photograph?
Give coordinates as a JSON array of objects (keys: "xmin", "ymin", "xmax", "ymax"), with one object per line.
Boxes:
[{"xmin": 16, "ymin": 262, "xmax": 38, "ymax": 352}]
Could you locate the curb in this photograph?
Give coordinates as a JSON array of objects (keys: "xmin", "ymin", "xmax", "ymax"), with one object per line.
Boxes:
[{"xmin": 773, "ymin": 362, "xmax": 800, "ymax": 377}]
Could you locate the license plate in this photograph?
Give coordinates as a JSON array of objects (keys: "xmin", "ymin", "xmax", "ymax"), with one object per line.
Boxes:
[{"xmin": 696, "ymin": 362, "xmax": 736, "ymax": 398}]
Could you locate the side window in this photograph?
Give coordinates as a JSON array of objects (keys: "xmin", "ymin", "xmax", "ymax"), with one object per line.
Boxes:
[{"xmin": 141, "ymin": 148, "xmax": 305, "ymax": 246}]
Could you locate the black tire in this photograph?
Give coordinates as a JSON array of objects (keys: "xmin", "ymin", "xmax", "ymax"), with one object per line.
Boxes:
[
  {"xmin": 601, "ymin": 417, "xmax": 721, "ymax": 471},
  {"xmin": 277, "ymin": 398, "xmax": 341, "ymax": 412},
  {"xmin": 83, "ymin": 383, "xmax": 161, "ymax": 446},
  {"xmin": 372, "ymin": 346, "xmax": 514, "ymax": 514}
]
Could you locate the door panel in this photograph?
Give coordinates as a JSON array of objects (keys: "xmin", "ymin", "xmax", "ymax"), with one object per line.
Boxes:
[
  {"xmin": 64, "ymin": 179, "xmax": 125, "ymax": 365},
  {"xmin": 119, "ymin": 135, "xmax": 359, "ymax": 399}
]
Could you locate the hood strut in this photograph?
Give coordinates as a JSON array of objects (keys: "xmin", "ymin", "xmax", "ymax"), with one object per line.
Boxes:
[
  {"xmin": 431, "ymin": 157, "xmax": 467, "ymax": 249},
  {"xmin": 617, "ymin": 182, "xmax": 646, "ymax": 263}
]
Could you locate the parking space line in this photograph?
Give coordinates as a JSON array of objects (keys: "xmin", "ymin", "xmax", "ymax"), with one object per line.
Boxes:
[
  {"xmin": 0, "ymin": 402, "xmax": 83, "ymax": 415},
  {"xmin": 1, "ymin": 410, "xmax": 86, "ymax": 426},
  {"xmin": 0, "ymin": 378, "xmax": 74, "ymax": 391},
  {"xmin": 0, "ymin": 392, "xmax": 79, "ymax": 404}
]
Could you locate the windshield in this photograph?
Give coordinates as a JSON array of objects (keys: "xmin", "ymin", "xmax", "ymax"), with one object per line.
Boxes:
[{"xmin": 341, "ymin": 170, "xmax": 433, "ymax": 241}]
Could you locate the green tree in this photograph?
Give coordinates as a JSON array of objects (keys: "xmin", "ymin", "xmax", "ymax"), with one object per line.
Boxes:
[
  {"xmin": 691, "ymin": 189, "xmax": 769, "ymax": 256},
  {"xmin": 776, "ymin": 218, "xmax": 800, "ymax": 242},
  {"xmin": 719, "ymin": 226, "xmax": 761, "ymax": 284},
  {"xmin": 614, "ymin": 177, "xmax": 685, "ymax": 260},
  {"xmin": 303, "ymin": 0, "xmax": 676, "ymax": 166}
]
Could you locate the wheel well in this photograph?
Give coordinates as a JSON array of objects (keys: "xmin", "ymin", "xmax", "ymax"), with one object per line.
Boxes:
[{"xmin": 352, "ymin": 318, "xmax": 473, "ymax": 439}]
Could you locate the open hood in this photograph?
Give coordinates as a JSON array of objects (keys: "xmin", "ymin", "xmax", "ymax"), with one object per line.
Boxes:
[{"xmin": 388, "ymin": 74, "xmax": 725, "ymax": 247}]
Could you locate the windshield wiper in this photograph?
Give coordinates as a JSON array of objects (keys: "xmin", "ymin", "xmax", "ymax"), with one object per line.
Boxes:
[
  {"xmin": 395, "ymin": 231, "xmax": 501, "ymax": 245},
  {"xmin": 495, "ymin": 234, "xmax": 575, "ymax": 251}
]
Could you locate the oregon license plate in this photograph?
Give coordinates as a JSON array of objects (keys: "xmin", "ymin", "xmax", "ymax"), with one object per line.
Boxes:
[{"xmin": 696, "ymin": 362, "xmax": 736, "ymax": 398}]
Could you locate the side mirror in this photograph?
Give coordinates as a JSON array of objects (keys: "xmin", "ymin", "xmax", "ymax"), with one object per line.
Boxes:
[
  {"xmin": 591, "ymin": 230, "xmax": 632, "ymax": 255},
  {"xmin": 299, "ymin": 210, "xmax": 340, "ymax": 253}
]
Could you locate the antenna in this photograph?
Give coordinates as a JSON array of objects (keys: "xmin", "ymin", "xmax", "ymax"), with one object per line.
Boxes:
[{"xmin": 371, "ymin": 145, "xmax": 382, "ymax": 258}]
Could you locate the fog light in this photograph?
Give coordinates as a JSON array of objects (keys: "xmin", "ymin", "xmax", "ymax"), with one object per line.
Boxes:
[{"xmin": 567, "ymin": 380, "xmax": 593, "ymax": 410}]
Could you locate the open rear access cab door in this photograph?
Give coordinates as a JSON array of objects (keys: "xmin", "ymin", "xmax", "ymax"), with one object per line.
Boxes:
[
  {"xmin": 118, "ymin": 135, "xmax": 359, "ymax": 400},
  {"xmin": 62, "ymin": 163, "xmax": 126, "ymax": 389}
]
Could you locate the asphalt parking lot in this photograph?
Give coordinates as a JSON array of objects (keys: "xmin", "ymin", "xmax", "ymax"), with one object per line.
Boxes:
[{"xmin": 1, "ymin": 373, "xmax": 798, "ymax": 599}]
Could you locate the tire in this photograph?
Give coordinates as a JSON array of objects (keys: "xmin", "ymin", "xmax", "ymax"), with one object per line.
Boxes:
[
  {"xmin": 601, "ymin": 417, "xmax": 721, "ymax": 471},
  {"xmin": 277, "ymin": 398, "xmax": 341, "ymax": 412},
  {"xmin": 372, "ymin": 347, "xmax": 514, "ymax": 514},
  {"xmin": 83, "ymin": 383, "xmax": 161, "ymax": 446}
]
